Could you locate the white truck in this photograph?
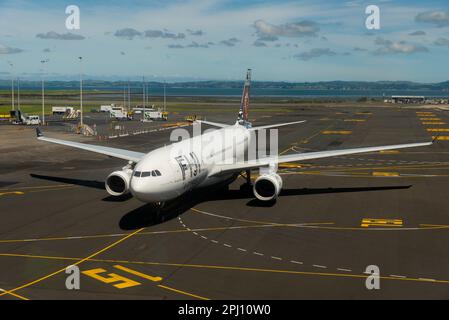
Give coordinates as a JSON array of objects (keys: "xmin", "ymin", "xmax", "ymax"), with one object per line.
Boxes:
[
  {"xmin": 25, "ymin": 115, "xmax": 41, "ymax": 125},
  {"xmin": 52, "ymin": 106, "xmax": 74, "ymax": 115},
  {"xmin": 146, "ymin": 110, "xmax": 168, "ymax": 121},
  {"xmin": 109, "ymin": 107, "xmax": 129, "ymax": 120}
]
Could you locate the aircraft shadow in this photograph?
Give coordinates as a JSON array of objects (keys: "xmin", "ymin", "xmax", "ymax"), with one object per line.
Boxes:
[
  {"xmin": 29, "ymin": 173, "xmax": 411, "ymax": 230},
  {"xmin": 119, "ymin": 184, "xmax": 411, "ymax": 230},
  {"xmin": 30, "ymin": 173, "xmax": 105, "ymax": 190}
]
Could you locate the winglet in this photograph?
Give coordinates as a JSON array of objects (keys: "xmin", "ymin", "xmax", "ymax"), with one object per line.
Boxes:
[{"xmin": 36, "ymin": 127, "xmax": 43, "ymax": 138}]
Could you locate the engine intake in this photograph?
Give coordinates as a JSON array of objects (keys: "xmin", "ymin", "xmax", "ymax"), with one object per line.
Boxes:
[
  {"xmin": 253, "ymin": 173, "xmax": 283, "ymax": 201},
  {"xmin": 105, "ymin": 170, "xmax": 132, "ymax": 196}
]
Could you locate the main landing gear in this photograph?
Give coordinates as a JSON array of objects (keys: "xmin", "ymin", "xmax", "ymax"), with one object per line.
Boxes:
[{"xmin": 240, "ymin": 170, "xmax": 253, "ymax": 193}]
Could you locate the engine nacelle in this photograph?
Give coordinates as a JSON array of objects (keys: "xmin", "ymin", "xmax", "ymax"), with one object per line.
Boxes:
[
  {"xmin": 105, "ymin": 170, "xmax": 132, "ymax": 196},
  {"xmin": 253, "ymin": 173, "xmax": 283, "ymax": 201}
]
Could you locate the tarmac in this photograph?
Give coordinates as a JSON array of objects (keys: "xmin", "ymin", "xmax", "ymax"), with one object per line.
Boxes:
[{"xmin": 1, "ymin": 104, "xmax": 449, "ymax": 299}]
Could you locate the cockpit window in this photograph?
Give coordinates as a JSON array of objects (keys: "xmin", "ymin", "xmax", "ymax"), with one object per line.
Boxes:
[{"xmin": 138, "ymin": 170, "xmax": 162, "ymax": 177}]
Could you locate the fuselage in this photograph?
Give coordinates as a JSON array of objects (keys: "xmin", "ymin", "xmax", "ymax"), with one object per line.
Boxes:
[{"xmin": 130, "ymin": 123, "xmax": 251, "ymax": 202}]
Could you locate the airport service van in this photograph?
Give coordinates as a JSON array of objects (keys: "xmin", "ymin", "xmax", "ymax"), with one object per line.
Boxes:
[
  {"xmin": 52, "ymin": 106, "xmax": 74, "ymax": 115},
  {"xmin": 146, "ymin": 110, "xmax": 168, "ymax": 121},
  {"xmin": 100, "ymin": 105, "xmax": 114, "ymax": 112},
  {"xmin": 25, "ymin": 115, "xmax": 41, "ymax": 125}
]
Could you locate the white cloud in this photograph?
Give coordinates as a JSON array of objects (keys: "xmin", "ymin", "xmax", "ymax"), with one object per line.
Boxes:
[
  {"xmin": 0, "ymin": 44, "xmax": 23, "ymax": 54},
  {"xmin": 374, "ymin": 37, "xmax": 428, "ymax": 55},
  {"xmin": 254, "ymin": 19, "xmax": 319, "ymax": 38},
  {"xmin": 36, "ymin": 31, "xmax": 85, "ymax": 40},
  {"xmin": 294, "ymin": 48, "xmax": 336, "ymax": 60},
  {"xmin": 434, "ymin": 37, "xmax": 449, "ymax": 47},
  {"xmin": 416, "ymin": 11, "xmax": 449, "ymax": 27}
]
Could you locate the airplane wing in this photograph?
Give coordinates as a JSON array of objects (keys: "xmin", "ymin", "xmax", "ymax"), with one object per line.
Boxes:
[
  {"xmin": 36, "ymin": 128, "xmax": 145, "ymax": 163},
  {"xmin": 249, "ymin": 120, "xmax": 306, "ymax": 131},
  {"xmin": 210, "ymin": 141, "xmax": 432, "ymax": 176}
]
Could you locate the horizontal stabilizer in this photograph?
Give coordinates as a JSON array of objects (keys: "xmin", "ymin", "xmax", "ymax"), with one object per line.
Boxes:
[
  {"xmin": 250, "ymin": 120, "xmax": 306, "ymax": 131},
  {"xmin": 195, "ymin": 120, "xmax": 230, "ymax": 128}
]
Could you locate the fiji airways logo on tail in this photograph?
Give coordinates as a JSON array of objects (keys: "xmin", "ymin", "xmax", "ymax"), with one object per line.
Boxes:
[{"xmin": 238, "ymin": 69, "xmax": 252, "ymax": 128}]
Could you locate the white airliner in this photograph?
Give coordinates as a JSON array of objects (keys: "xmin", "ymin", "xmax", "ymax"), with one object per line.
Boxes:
[{"xmin": 36, "ymin": 70, "xmax": 432, "ymax": 203}]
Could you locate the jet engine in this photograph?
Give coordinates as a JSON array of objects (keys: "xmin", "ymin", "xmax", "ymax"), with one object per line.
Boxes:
[
  {"xmin": 105, "ymin": 170, "xmax": 132, "ymax": 196},
  {"xmin": 253, "ymin": 173, "xmax": 283, "ymax": 201}
]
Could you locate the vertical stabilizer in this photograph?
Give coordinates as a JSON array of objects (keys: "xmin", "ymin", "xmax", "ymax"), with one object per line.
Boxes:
[{"xmin": 238, "ymin": 69, "xmax": 251, "ymax": 127}]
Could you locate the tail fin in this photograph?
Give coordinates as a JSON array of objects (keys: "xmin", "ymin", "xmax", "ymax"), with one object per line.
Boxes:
[{"xmin": 238, "ymin": 69, "xmax": 251, "ymax": 126}]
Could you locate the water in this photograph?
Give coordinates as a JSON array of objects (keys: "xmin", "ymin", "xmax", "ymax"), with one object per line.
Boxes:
[{"xmin": 1, "ymin": 85, "xmax": 448, "ymax": 98}]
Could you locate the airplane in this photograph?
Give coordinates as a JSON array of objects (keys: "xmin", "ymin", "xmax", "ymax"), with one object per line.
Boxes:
[{"xmin": 36, "ymin": 69, "xmax": 432, "ymax": 204}]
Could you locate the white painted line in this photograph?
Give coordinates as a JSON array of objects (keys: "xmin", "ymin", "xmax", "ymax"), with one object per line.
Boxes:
[
  {"xmin": 237, "ymin": 248, "xmax": 247, "ymax": 252},
  {"xmin": 290, "ymin": 260, "xmax": 303, "ymax": 265},
  {"xmin": 0, "ymin": 288, "xmax": 5, "ymax": 292},
  {"xmin": 337, "ymin": 268, "xmax": 352, "ymax": 272},
  {"xmin": 186, "ymin": 228, "xmax": 191, "ymax": 231},
  {"xmin": 313, "ymin": 264, "xmax": 327, "ymax": 269},
  {"xmin": 271, "ymin": 256, "xmax": 282, "ymax": 260},
  {"xmin": 200, "ymin": 236, "xmax": 208, "ymax": 240},
  {"xmin": 66, "ymin": 236, "xmax": 82, "ymax": 240},
  {"xmin": 193, "ymin": 232, "xmax": 198, "ymax": 236},
  {"xmin": 223, "ymin": 244, "xmax": 232, "ymax": 248},
  {"xmin": 211, "ymin": 240, "xmax": 218, "ymax": 244},
  {"xmin": 390, "ymin": 275, "xmax": 406, "ymax": 278},
  {"xmin": 253, "ymin": 252, "xmax": 264, "ymax": 256}
]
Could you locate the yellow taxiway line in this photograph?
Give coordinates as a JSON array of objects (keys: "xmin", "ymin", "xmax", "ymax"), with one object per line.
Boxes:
[
  {"xmin": 1, "ymin": 252, "xmax": 449, "ymax": 286},
  {"xmin": 0, "ymin": 227, "xmax": 145, "ymax": 299}
]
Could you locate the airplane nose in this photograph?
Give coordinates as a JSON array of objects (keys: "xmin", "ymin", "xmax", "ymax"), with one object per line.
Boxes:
[{"xmin": 130, "ymin": 178, "xmax": 150, "ymax": 202}]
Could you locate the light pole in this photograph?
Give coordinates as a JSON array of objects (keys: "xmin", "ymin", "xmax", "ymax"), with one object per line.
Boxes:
[
  {"xmin": 7, "ymin": 62, "xmax": 14, "ymax": 111},
  {"xmin": 41, "ymin": 59, "xmax": 48, "ymax": 125},
  {"xmin": 78, "ymin": 56, "xmax": 83, "ymax": 127},
  {"xmin": 17, "ymin": 76, "xmax": 20, "ymax": 111}
]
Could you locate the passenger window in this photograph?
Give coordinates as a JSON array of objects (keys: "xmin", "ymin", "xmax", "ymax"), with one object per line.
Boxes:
[
  {"xmin": 155, "ymin": 170, "xmax": 161, "ymax": 176},
  {"xmin": 133, "ymin": 171, "xmax": 141, "ymax": 177}
]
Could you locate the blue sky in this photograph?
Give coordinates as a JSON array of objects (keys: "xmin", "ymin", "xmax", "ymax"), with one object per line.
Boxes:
[{"xmin": 0, "ymin": 0, "xmax": 448, "ymax": 82}]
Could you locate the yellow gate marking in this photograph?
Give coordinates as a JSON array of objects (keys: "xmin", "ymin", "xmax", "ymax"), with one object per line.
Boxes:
[
  {"xmin": 0, "ymin": 191, "xmax": 24, "ymax": 197},
  {"xmin": 432, "ymin": 136, "xmax": 449, "ymax": 141},
  {"xmin": 372, "ymin": 172, "xmax": 399, "ymax": 177},
  {"xmin": 422, "ymin": 122, "xmax": 446, "ymax": 125},
  {"xmin": 361, "ymin": 218, "xmax": 403, "ymax": 228},
  {"xmin": 427, "ymin": 129, "xmax": 449, "ymax": 132},
  {"xmin": 82, "ymin": 268, "xmax": 141, "ymax": 289},
  {"xmin": 114, "ymin": 265, "xmax": 162, "ymax": 282},
  {"xmin": 420, "ymin": 118, "xmax": 442, "ymax": 121}
]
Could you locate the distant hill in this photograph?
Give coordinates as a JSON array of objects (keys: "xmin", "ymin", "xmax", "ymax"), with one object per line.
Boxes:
[{"xmin": 0, "ymin": 79, "xmax": 448, "ymax": 91}]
